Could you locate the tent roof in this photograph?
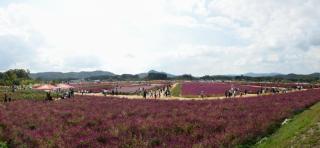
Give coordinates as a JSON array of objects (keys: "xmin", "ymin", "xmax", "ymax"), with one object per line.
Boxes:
[
  {"xmin": 34, "ymin": 84, "xmax": 57, "ymax": 90},
  {"xmin": 56, "ymin": 84, "xmax": 74, "ymax": 89}
]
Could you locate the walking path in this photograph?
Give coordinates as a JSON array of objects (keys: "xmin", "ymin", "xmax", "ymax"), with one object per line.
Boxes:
[{"xmin": 75, "ymin": 83, "xmax": 311, "ymax": 101}]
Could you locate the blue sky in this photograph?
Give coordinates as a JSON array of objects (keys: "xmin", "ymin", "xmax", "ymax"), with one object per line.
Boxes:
[{"xmin": 0, "ymin": 0, "xmax": 319, "ymax": 76}]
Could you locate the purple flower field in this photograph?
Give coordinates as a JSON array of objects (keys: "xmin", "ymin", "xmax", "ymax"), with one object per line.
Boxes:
[
  {"xmin": 181, "ymin": 82, "xmax": 261, "ymax": 96},
  {"xmin": 71, "ymin": 82, "xmax": 166, "ymax": 94},
  {"xmin": 0, "ymin": 89, "xmax": 320, "ymax": 147},
  {"xmin": 242, "ymin": 82, "xmax": 320, "ymax": 89}
]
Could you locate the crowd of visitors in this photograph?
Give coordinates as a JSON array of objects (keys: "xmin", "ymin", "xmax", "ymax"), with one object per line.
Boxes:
[
  {"xmin": 142, "ymin": 84, "xmax": 172, "ymax": 99},
  {"xmin": 223, "ymin": 85, "xmax": 306, "ymax": 98}
]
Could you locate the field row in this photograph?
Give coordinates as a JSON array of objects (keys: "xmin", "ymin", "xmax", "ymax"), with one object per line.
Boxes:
[
  {"xmin": 180, "ymin": 82, "xmax": 319, "ymax": 97},
  {"xmin": 70, "ymin": 82, "xmax": 169, "ymax": 94}
]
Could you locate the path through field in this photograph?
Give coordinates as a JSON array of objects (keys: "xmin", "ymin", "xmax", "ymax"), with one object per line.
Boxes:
[
  {"xmin": 75, "ymin": 90, "xmax": 304, "ymax": 101},
  {"xmin": 74, "ymin": 82, "xmax": 312, "ymax": 101}
]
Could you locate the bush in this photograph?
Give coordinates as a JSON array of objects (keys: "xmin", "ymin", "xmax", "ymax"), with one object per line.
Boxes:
[{"xmin": 0, "ymin": 142, "xmax": 8, "ymax": 148}]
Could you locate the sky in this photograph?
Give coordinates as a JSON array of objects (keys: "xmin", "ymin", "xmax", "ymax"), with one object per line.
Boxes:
[{"xmin": 0, "ymin": 0, "xmax": 319, "ymax": 76}]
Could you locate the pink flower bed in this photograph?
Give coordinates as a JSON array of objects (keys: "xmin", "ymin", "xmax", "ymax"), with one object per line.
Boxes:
[
  {"xmin": 0, "ymin": 89, "xmax": 320, "ymax": 147},
  {"xmin": 70, "ymin": 82, "xmax": 115, "ymax": 93},
  {"xmin": 181, "ymin": 82, "xmax": 262, "ymax": 96},
  {"xmin": 70, "ymin": 82, "xmax": 165, "ymax": 93}
]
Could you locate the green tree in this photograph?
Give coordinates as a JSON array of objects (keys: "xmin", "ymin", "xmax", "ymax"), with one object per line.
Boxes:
[{"xmin": 1, "ymin": 69, "xmax": 31, "ymax": 86}]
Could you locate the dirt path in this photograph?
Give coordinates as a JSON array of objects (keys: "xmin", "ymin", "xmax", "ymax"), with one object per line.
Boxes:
[{"xmin": 75, "ymin": 92, "xmax": 278, "ymax": 101}]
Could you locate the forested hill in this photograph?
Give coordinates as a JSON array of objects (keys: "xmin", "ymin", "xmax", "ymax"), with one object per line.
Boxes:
[
  {"xmin": 29, "ymin": 71, "xmax": 115, "ymax": 80},
  {"xmin": 29, "ymin": 69, "xmax": 320, "ymax": 83}
]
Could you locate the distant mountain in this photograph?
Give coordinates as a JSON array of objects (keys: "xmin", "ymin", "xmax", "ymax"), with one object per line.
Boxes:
[
  {"xmin": 274, "ymin": 73, "xmax": 320, "ymax": 79},
  {"xmin": 137, "ymin": 70, "xmax": 176, "ymax": 78},
  {"xmin": 30, "ymin": 70, "xmax": 176, "ymax": 81},
  {"xmin": 243, "ymin": 72, "xmax": 284, "ymax": 77},
  {"xmin": 30, "ymin": 70, "xmax": 115, "ymax": 80},
  {"xmin": 309, "ymin": 73, "xmax": 320, "ymax": 77},
  {"xmin": 29, "ymin": 70, "xmax": 319, "ymax": 82}
]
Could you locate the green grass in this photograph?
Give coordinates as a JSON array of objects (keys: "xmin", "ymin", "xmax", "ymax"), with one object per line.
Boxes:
[
  {"xmin": 171, "ymin": 83, "xmax": 181, "ymax": 97},
  {"xmin": 255, "ymin": 102, "xmax": 320, "ymax": 148},
  {"xmin": 170, "ymin": 83, "xmax": 223, "ymax": 98},
  {"xmin": 0, "ymin": 141, "xmax": 8, "ymax": 148},
  {"xmin": 0, "ymin": 90, "xmax": 46, "ymax": 101},
  {"xmin": 0, "ymin": 87, "xmax": 59, "ymax": 101}
]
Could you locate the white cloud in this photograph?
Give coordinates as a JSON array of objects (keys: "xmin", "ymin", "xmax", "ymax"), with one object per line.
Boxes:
[
  {"xmin": 0, "ymin": 0, "xmax": 319, "ymax": 75},
  {"xmin": 0, "ymin": 3, "xmax": 44, "ymax": 70},
  {"xmin": 209, "ymin": 0, "xmax": 320, "ymax": 50}
]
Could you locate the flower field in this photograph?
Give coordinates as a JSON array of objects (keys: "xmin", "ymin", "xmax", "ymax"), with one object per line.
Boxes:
[
  {"xmin": 70, "ymin": 82, "xmax": 167, "ymax": 94},
  {"xmin": 70, "ymin": 82, "xmax": 114, "ymax": 93},
  {"xmin": 242, "ymin": 82, "xmax": 320, "ymax": 89},
  {"xmin": 0, "ymin": 89, "xmax": 320, "ymax": 147},
  {"xmin": 181, "ymin": 82, "xmax": 262, "ymax": 96}
]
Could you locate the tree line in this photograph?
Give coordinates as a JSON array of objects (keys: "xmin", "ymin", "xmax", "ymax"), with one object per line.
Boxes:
[
  {"xmin": 0, "ymin": 69, "xmax": 34, "ymax": 86},
  {"xmin": 2, "ymin": 69, "xmax": 319, "ymax": 84}
]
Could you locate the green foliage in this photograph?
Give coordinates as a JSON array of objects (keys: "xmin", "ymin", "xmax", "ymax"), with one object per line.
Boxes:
[
  {"xmin": 0, "ymin": 87, "xmax": 59, "ymax": 101},
  {"xmin": 171, "ymin": 83, "xmax": 181, "ymax": 97},
  {"xmin": 0, "ymin": 69, "xmax": 31, "ymax": 86},
  {"xmin": 256, "ymin": 102, "xmax": 320, "ymax": 148},
  {"xmin": 20, "ymin": 79, "xmax": 38, "ymax": 85},
  {"xmin": 146, "ymin": 73, "xmax": 168, "ymax": 80},
  {"xmin": 0, "ymin": 141, "xmax": 8, "ymax": 148},
  {"xmin": 175, "ymin": 74, "xmax": 195, "ymax": 80}
]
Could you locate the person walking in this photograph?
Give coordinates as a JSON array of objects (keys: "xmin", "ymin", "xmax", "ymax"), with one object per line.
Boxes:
[
  {"xmin": 4, "ymin": 93, "xmax": 8, "ymax": 102},
  {"xmin": 225, "ymin": 90, "xmax": 229, "ymax": 98},
  {"xmin": 46, "ymin": 92, "xmax": 53, "ymax": 101},
  {"xmin": 200, "ymin": 91, "xmax": 205, "ymax": 99},
  {"xmin": 143, "ymin": 90, "xmax": 147, "ymax": 99},
  {"xmin": 70, "ymin": 89, "xmax": 75, "ymax": 97},
  {"xmin": 154, "ymin": 91, "xmax": 157, "ymax": 99}
]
